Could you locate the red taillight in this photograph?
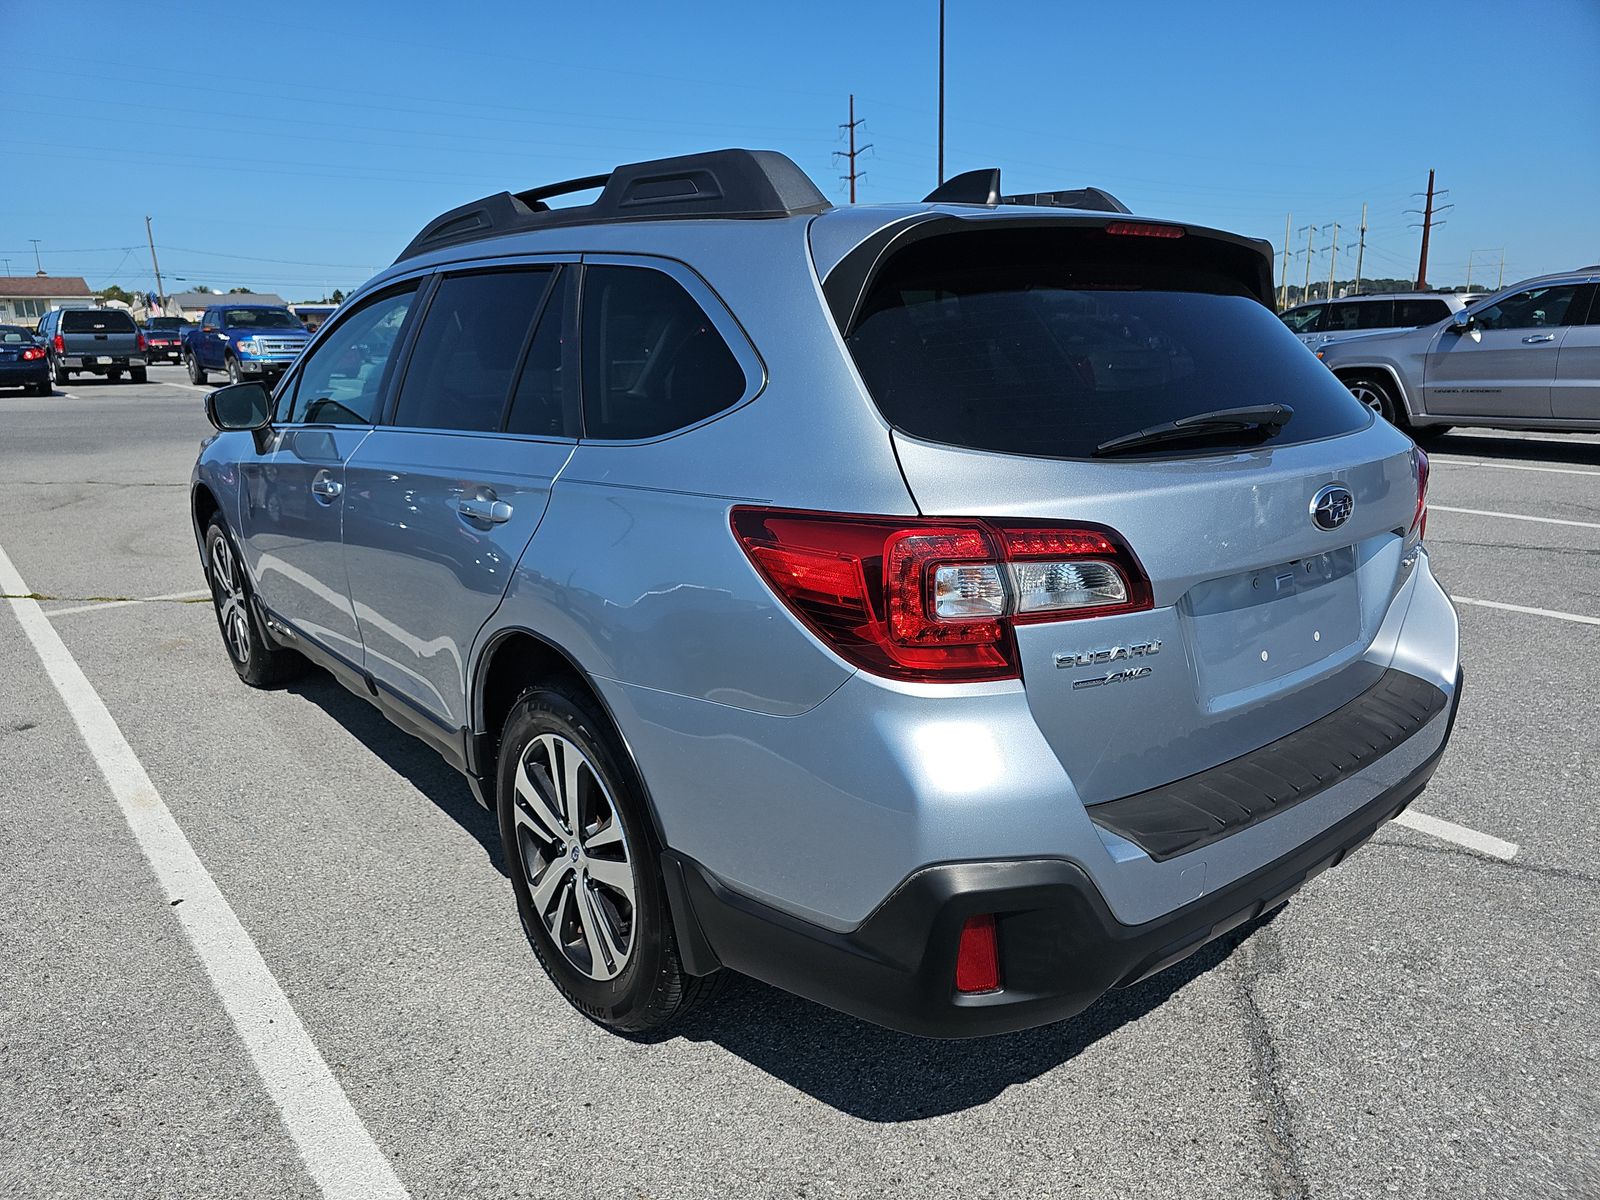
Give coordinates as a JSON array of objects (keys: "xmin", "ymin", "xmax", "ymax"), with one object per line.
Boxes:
[
  {"xmin": 21, "ymin": 347, "xmax": 44, "ymax": 361},
  {"xmin": 1411, "ymin": 446, "xmax": 1429, "ymax": 540},
  {"xmin": 731, "ymin": 507, "xmax": 1152, "ymax": 683},
  {"xmin": 135, "ymin": 332, "xmax": 146, "ymax": 351},
  {"xmin": 955, "ymin": 914, "xmax": 1001, "ymax": 994},
  {"xmin": 1105, "ymin": 220, "xmax": 1185, "ymax": 239},
  {"xmin": 53, "ymin": 334, "xmax": 65, "ymax": 353}
]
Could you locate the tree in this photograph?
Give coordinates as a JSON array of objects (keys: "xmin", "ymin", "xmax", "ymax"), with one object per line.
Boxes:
[
  {"xmin": 227, "ymin": 286, "xmax": 253, "ymax": 294},
  {"xmin": 97, "ymin": 284, "xmax": 139, "ymax": 306},
  {"xmin": 330, "ymin": 288, "xmax": 344, "ymax": 304},
  {"xmin": 193, "ymin": 284, "xmax": 214, "ymax": 294}
]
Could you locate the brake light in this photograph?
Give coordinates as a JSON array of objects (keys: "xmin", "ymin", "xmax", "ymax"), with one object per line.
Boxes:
[
  {"xmin": 1105, "ymin": 220, "xmax": 1185, "ymax": 239},
  {"xmin": 21, "ymin": 347, "xmax": 44, "ymax": 361},
  {"xmin": 955, "ymin": 914, "xmax": 1001, "ymax": 993},
  {"xmin": 53, "ymin": 334, "xmax": 64, "ymax": 353},
  {"xmin": 731, "ymin": 507, "xmax": 1152, "ymax": 683},
  {"xmin": 1411, "ymin": 446, "xmax": 1429, "ymax": 540},
  {"xmin": 135, "ymin": 332, "xmax": 146, "ymax": 352}
]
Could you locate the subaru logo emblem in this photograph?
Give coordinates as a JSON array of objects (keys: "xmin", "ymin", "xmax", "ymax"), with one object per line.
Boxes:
[{"xmin": 1310, "ymin": 484, "xmax": 1354, "ymax": 531}]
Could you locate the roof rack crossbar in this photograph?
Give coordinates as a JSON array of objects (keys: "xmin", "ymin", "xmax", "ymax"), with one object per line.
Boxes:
[
  {"xmin": 921, "ymin": 168, "xmax": 1131, "ymax": 215},
  {"xmin": 397, "ymin": 148, "xmax": 830, "ymax": 263}
]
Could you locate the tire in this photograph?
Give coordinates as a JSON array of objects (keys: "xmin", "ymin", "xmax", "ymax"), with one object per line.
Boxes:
[
  {"xmin": 130, "ymin": 366, "xmax": 148, "ymax": 384},
  {"xmin": 226, "ymin": 356, "xmax": 242, "ymax": 385},
  {"xmin": 107, "ymin": 368, "xmax": 124, "ymax": 383},
  {"xmin": 52, "ymin": 361, "xmax": 70, "ymax": 386},
  {"xmin": 186, "ymin": 351, "xmax": 208, "ymax": 385},
  {"xmin": 203, "ymin": 515, "xmax": 307, "ymax": 688},
  {"xmin": 31, "ymin": 380, "xmax": 51, "ymax": 397},
  {"xmin": 1345, "ymin": 375, "xmax": 1402, "ymax": 427},
  {"xmin": 497, "ymin": 684, "xmax": 725, "ymax": 1034}
]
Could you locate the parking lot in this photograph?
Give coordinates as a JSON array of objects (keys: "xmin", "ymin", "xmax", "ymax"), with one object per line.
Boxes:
[{"xmin": 1, "ymin": 364, "xmax": 1596, "ymax": 1199}]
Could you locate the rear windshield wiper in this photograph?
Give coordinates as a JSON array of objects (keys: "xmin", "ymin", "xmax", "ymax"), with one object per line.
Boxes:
[{"xmin": 1093, "ymin": 404, "xmax": 1294, "ymax": 457}]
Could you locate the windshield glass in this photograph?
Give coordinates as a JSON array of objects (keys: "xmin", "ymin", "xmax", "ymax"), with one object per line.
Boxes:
[
  {"xmin": 845, "ymin": 227, "xmax": 1370, "ymax": 460},
  {"xmin": 223, "ymin": 308, "xmax": 302, "ymax": 329},
  {"xmin": 0, "ymin": 326, "xmax": 34, "ymax": 343},
  {"xmin": 61, "ymin": 310, "xmax": 137, "ymax": 333}
]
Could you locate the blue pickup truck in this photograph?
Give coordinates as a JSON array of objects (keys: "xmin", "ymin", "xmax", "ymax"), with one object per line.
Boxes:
[{"xmin": 182, "ymin": 303, "xmax": 312, "ymax": 386}]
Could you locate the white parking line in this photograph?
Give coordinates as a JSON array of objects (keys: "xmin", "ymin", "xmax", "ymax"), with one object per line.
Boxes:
[
  {"xmin": 1430, "ymin": 457, "xmax": 1600, "ymax": 478},
  {"xmin": 47, "ymin": 589, "xmax": 212, "ymax": 619},
  {"xmin": 0, "ymin": 542, "xmax": 409, "ymax": 1200},
  {"xmin": 1432, "ymin": 505, "xmax": 1600, "ymax": 531},
  {"xmin": 1451, "ymin": 595, "xmax": 1600, "ymax": 627},
  {"xmin": 1392, "ymin": 810, "xmax": 1519, "ymax": 860}
]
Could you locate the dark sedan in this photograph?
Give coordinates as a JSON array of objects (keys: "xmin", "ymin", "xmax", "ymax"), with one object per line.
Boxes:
[
  {"xmin": 0, "ymin": 325, "xmax": 50, "ymax": 395},
  {"xmin": 142, "ymin": 316, "xmax": 189, "ymax": 363}
]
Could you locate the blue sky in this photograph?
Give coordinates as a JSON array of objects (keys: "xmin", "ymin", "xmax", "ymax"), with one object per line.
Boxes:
[{"xmin": 3, "ymin": 0, "xmax": 1596, "ymax": 300}]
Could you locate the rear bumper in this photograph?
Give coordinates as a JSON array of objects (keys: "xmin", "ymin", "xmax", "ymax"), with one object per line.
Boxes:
[
  {"xmin": 665, "ymin": 667, "xmax": 1462, "ymax": 1038},
  {"xmin": 0, "ymin": 362, "xmax": 48, "ymax": 386},
  {"xmin": 58, "ymin": 355, "xmax": 145, "ymax": 370}
]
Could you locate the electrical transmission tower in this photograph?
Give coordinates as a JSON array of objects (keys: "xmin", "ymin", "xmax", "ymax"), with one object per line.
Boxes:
[
  {"xmin": 834, "ymin": 94, "xmax": 872, "ymax": 204},
  {"xmin": 1407, "ymin": 170, "xmax": 1452, "ymax": 290}
]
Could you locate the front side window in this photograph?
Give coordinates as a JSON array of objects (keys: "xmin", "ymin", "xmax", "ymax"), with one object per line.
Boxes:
[
  {"xmin": 580, "ymin": 266, "xmax": 747, "ymax": 440},
  {"xmin": 1471, "ymin": 285, "xmax": 1583, "ymax": 331},
  {"xmin": 285, "ymin": 285, "xmax": 417, "ymax": 425},
  {"xmin": 1280, "ymin": 304, "xmax": 1325, "ymax": 333},
  {"xmin": 392, "ymin": 268, "xmax": 554, "ymax": 433}
]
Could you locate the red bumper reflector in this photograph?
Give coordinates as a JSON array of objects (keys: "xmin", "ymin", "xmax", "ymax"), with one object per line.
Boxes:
[{"xmin": 955, "ymin": 913, "xmax": 1001, "ymax": 994}]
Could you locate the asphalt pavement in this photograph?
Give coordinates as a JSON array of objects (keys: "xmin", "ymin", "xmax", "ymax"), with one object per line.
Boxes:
[{"xmin": 1, "ymin": 366, "xmax": 1596, "ymax": 1199}]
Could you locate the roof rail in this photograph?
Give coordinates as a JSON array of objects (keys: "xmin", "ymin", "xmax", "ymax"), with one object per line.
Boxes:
[
  {"xmin": 396, "ymin": 148, "xmax": 831, "ymax": 263},
  {"xmin": 921, "ymin": 168, "xmax": 1130, "ymax": 214}
]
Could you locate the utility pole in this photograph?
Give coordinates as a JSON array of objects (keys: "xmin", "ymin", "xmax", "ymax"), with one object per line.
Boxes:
[
  {"xmin": 1407, "ymin": 169, "xmax": 1450, "ymax": 290},
  {"xmin": 1465, "ymin": 250, "xmax": 1474, "ymax": 293},
  {"xmin": 1280, "ymin": 212, "xmax": 1292, "ymax": 310},
  {"xmin": 29, "ymin": 239, "xmax": 43, "ymax": 275},
  {"xmin": 1296, "ymin": 224, "xmax": 1318, "ymax": 305},
  {"xmin": 145, "ymin": 215, "xmax": 167, "ymax": 313},
  {"xmin": 936, "ymin": 0, "xmax": 946, "ymax": 185},
  {"xmin": 835, "ymin": 95, "xmax": 872, "ymax": 203},
  {"xmin": 1323, "ymin": 222, "xmax": 1340, "ymax": 300},
  {"xmin": 1354, "ymin": 202, "xmax": 1367, "ymax": 294},
  {"xmin": 1497, "ymin": 249, "xmax": 1505, "ymax": 289}
]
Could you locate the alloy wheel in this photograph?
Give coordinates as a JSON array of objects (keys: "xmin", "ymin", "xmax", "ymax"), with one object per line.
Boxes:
[
  {"xmin": 511, "ymin": 733, "xmax": 636, "ymax": 981},
  {"xmin": 1348, "ymin": 383, "xmax": 1388, "ymax": 419},
  {"xmin": 209, "ymin": 534, "xmax": 253, "ymax": 666}
]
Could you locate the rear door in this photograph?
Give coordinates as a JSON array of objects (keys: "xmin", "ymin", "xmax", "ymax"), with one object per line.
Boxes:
[
  {"xmin": 839, "ymin": 220, "xmax": 1419, "ymax": 803},
  {"xmin": 1422, "ymin": 282, "xmax": 1585, "ymax": 419},
  {"xmin": 341, "ymin": 261, "xmax": 577, "ymax": 732},
  {"xmin": 236, "ymin": 283, "xmax": 421, "ymax": 662},
  {"xmin": 60, "ymin": 308, "xmax": 139, "ymax": 362},
  {"xmin": 1552, "ymin": 284, "xmax": 1600, "ymax": 423}
]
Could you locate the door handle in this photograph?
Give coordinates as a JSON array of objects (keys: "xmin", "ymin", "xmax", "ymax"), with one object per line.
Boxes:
[
  {"xmin": 459, "ymin": 491, "xmax": 512, "ymax": 524},
  {"xmin": 1522, "ymin": 333, "xmax": 1556, "ymax": 344},
  {"xmin": 310, "ymin": 474, "xmax": 343, "ymax": 499}
]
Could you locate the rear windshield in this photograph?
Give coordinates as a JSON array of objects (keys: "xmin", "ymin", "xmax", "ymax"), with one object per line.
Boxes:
[
  {"xmin": 62, "ymin": 310, "xmax": 137, "ymax": 333},
  {"xmin": 223, "ymin": 308, "xmax": 302, "ymax": 328},
  {"xmin": 146, "ymin": 317, "xmax": 185, "ymax": 330},
  {"xmin": 0, "ymin": 326, "xmax": 33, "ymax": 343},
  {"xmin": 845, "ymin": 227, "xmax": 1371, "ymax": 459}
]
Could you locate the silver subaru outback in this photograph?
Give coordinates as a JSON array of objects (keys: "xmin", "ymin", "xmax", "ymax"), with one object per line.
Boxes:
[{"xmin": 191, "ymin": 150, "xmax": 1461, "ymax": 1038}]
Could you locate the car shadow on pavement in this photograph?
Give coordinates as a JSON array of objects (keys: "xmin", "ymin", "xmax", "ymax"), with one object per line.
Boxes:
[
  {"xmin": 1428, "ymin": 431, "xmax": 1600, "ymax": 467},
  {"xmin": 667, "ymin": 909, "xmax": 1279, "ymax": 1122},
  {"xmin": 285, "ymin": 673, "xmax": 507, "ymax": 876}
]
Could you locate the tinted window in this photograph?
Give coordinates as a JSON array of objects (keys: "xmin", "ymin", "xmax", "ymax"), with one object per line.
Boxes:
[
  {"xmin": 0, "ymin": 326, "xmax": 31, "ymax": 343},
  {"xmin": 393, "ymin": 269, "xmax": 554, "ymax": 433},
  {"xmin": 581, "ymin": 266, "xmax": 746, "ymax": 440},
  {"xmin": 1393, "ymin": 298, "xmax": 1452, "ymax": 326},
  {"xmin": 146, "ymin": 317, "xmax": 185, "ymax": 330},
  {"xmin": 1471, "ymin": 285, "xmax": 1583, "ymax": 330},
  {"xmin": 1573, "ymin": 284, "xmax": 1599, "ymax": 325},
  {"xmin": 1354, "ymin": 300, "xmax": 1397, "ymax": 329},
  {"xmin": 506, "ymin": 269, "xmax": 576, "ymax": 438},
  {"xmin": 286, "ymin": 286, "xmax": 416, "ymax": 425},
  {"xmin": 1279, "ymin": 304, "xmax": 1325, "ymax": 333},
  {"xmin": 61, "ymin": 309, "xmax": 136, "ymax": 333},
  {"xmin": 223, "ymin": 307, "xmax": 301, "ymax": 329},
  {"xmin": 846, "ymin": 227, "xmax": 1371, "ymax": 460}
]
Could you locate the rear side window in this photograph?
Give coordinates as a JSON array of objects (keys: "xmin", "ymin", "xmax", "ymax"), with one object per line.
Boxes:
[
  {"xmin": 393, "ymin": 269, "xmax": 555, "ymax": 432},
  {"xmin": 1394, "ymin": 298, "xmax": 1450, "ymax": 326},
  {"xmin": 580, "ymin": 266, "xmax": 746, "ymax": 440},
  {"xmin": 1353, "ymin": 299, "xmax": 1396, "ymax": 329},
  {"xmin": 845, "ymin": 227, "xmax": 1371, "ymax": 460},
  {"xmin": 505, "ymin": 269, "xmax": 576, "ymax": 438},
  {"xmin": 62, "ymin": 309, "xmax": 136, "ymax": 333}
]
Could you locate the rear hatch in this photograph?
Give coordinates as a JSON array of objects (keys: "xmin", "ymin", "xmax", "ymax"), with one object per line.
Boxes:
[
  {"xmin": 833, "ymin": 218, "xmax": 1424, "ymax": 804},
  {"xmin": 60, "ymin": 308, "xmax": 140, "ymax": 359}
]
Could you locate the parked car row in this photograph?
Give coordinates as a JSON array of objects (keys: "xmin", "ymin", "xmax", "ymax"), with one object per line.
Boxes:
[{"xmin": 1280, "ymin": 292, "xmax": 1475, "ymax": 347}]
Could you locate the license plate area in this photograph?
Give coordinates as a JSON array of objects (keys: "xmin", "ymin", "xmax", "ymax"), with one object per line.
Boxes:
[{"xmin": 1182, "ymin": 547, "xmax": 1361, "ymax": 701}]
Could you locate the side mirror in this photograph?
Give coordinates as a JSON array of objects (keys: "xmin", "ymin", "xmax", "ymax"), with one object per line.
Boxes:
[
  {"xmin": 1446, "ymin": 310, "xmax": 1474, "ymax": 334},
  {"xmin": 205, "ymin": 381, "xmax": 272, "ymax": 432}
]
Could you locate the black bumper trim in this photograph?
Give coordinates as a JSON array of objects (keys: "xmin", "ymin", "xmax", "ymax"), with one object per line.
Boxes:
[
  {"xmin": 1087, "ymin": 668, "xmax": 1448, "ymax": 862},
  {"xmin": 664, "ymin": 668, "xmax": 1462, "ymax": 1039}
]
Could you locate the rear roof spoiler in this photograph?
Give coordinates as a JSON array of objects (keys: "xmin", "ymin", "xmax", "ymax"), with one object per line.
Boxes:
[
  {"xmin": 396, "ymin": 148, "xmax": 831, "ymax": 263},
  {"xmin": 923, "ymin": 168, "xmax": 1131, "ymax": 214}
]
